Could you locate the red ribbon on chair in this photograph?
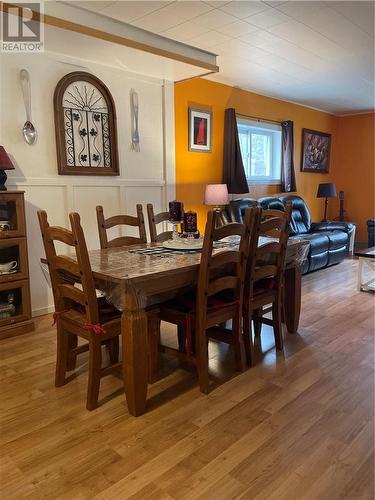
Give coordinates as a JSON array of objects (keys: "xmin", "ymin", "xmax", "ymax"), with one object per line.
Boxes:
[
  {"xmin": 83, "ymin": 323, "xmax": 106, "ymax": 334},
  {"xmin": 52, "ymin": 310, "xmax": 68, "ymax": 326}
]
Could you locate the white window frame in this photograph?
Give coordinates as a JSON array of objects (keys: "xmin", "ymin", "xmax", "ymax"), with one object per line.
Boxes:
[{"xmin": 237, "ymin": 118, "xmax": 282, "ymax": 185}]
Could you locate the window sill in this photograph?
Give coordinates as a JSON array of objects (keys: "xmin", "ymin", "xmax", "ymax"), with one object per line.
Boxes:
[{"xmin": 247, "ymin": 179, "xmax": 281, "ymax": 186}]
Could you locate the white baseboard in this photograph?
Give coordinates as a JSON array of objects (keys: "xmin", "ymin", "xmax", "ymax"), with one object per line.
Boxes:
[{"xmin": 32, "ymin": 306, "xmax": 54, "ymax": 317}]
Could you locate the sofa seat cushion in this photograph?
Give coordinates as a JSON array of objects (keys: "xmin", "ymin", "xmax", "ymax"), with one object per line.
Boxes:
[
  {"xmin": 290, "ymin": 233, "xmax": 329, "ymax": 254},
  {"xmin": 317, "ymin": 230, "xmax": 348, "ymax": 250}
]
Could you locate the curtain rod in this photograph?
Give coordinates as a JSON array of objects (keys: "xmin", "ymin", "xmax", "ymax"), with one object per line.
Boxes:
[{"xmin": 236, "ymin": 112, "xmax": 282, "ymax": 126}]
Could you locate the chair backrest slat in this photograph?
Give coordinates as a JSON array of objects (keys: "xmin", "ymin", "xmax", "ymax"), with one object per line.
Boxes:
[
  {"xmin": 38, "ymin": 210, "xmax": 99, "ymax": 323},
  {"xmin": 196, "ymin": 208, "xmax": 258, "ymax": 324},
  {"xmin": 207, "ymin": 276, "xmax": 240, "ymax": 297},
  {"xmin": 96, "ymin": 205, "xmax": 147, "ymax": 248},
  {"xmin": 253, "ymin": 265, "xmax": 279, "ymax": 281},
  {"xmin": 213, "ymin": 222, "xmax": 246, "ymax": 241},
  {"xmin": 256, "ymin": 242, "xmax": 281, "ymax": 259},
  {"xmin": 147, "ymin": 204, "xmax": 173, "ymax": 243},
  {"xmin": 58, "ymin": 283, "xmax": 87, "ymax": 306},
  {"xmin": 245, "ymin": 202, "xmax": 292, "ymax": 299},
  {"xmin": 209, "ymin": 250, "xmax": 242, "ymax": 270}
]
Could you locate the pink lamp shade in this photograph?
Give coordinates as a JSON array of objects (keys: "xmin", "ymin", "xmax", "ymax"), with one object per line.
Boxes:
[
  {"xmin": 0, "ymin": 146, "xmax": 15, "ymax": 170},
  {"xmin": 204, "ymin": 184, "xmax": 229, "ymax": 206}
]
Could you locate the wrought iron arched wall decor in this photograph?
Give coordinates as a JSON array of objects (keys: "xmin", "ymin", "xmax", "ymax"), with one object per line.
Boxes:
[{"xmin": 54, "ymin": 72, "xmax": 119, "ymax": 175}]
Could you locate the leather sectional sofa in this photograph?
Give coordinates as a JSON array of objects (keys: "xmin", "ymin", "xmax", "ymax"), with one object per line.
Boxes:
[{"xmin": 221, "ymin": 195, "xmax": 354, "ymax": 274}]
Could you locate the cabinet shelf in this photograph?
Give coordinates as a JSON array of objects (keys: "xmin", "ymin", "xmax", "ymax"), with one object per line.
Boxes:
[{"xmin": 0, "ymin": 191, "xmax": 34, "ymax": 339}]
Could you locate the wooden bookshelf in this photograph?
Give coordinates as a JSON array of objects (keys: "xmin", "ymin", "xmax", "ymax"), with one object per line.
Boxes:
[{"xmin": 0, "ymin": 191, "xmax": 34, "ymax": 339}]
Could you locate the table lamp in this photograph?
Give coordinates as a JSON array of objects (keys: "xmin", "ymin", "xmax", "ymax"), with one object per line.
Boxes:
[
  {"xmin": 0, "ymin": 146, "xmax": 15, "ymax": 191},
  {"xmin": 204, "ymin": 184, "xmax": 229, "ymax": 212},
  {"xmin": 317, "ymin": 182, "xmax": 336, "ymax": 222}
]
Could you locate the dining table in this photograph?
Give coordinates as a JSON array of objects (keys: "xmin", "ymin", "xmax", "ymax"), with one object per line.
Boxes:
[{"xmin": 43, "ymin": 237, "xmax": 308, "ymax": 417}]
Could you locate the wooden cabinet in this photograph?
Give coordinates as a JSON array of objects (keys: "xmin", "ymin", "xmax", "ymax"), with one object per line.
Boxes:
[{"xmin": 0, "ymin": 191, "xmax": 34, "ymax": 339}]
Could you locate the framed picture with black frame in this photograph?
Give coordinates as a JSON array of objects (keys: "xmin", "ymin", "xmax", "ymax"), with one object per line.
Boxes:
[
  {"xmin": 188, "ymin": 107, "xmax": 212, "ymax": 153},
  {"xmin": 301, "ymin": 128, "xmax": 331, "ymax": 173}
]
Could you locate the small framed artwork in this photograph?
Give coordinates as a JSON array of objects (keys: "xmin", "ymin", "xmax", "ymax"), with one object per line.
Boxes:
[
  {"xmin": 301, "ymin": 128, "xmax": 331, "ymax": 173},
  {"xmin": 188, "ymin": 107, "xmax": 212, "ymax": 152}
]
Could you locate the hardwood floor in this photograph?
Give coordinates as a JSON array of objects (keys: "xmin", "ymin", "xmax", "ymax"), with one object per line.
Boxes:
[{"xmin": 0, "ymin": 259, "xmax": 373, "ymax": 499}]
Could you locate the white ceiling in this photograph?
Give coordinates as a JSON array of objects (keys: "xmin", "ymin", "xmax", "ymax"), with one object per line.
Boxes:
[{"xmin": 68, "ymin": 1, "xmax": 375, "ymax": 115}]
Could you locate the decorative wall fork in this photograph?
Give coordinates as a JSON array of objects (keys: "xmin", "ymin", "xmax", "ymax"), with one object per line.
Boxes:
[{"xmin": 130, "ymin": 89, "xmax": 140, "ymax": 152}]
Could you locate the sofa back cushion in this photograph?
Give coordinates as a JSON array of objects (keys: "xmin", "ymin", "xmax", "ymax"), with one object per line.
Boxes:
[
  {"xmin": 225, "ymin": 198, "xmax": 257, "ymax": 223},
  {"xmin": 257, "ymin": 196, "xmax": 285, "ymax": 211},
  {"xmin": 279, "ymin": 195, "xmax": 311, "ymax": 235}
]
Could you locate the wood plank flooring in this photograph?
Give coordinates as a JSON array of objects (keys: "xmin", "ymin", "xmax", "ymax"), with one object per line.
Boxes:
[{"xmin": 0, "ymin": 259, "xmax": 374, "ymax": 499}]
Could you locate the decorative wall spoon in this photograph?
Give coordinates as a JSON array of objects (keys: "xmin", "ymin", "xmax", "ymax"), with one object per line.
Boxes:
[{"xmin": 19, "ymin": 69, "xmax": 37, "ymax": 145}]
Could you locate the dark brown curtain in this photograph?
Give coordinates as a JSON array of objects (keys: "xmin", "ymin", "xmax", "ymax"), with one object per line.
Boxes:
[
  {"xmin": 223, "ymin": 108, "xmax": 248, "ymax": 194},
  {"xmin": 281, "ymin": 120, "xmax": 297, "ymax": 192}
]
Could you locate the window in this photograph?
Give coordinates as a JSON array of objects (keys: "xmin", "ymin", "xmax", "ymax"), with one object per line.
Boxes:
[{"xmin": 237, "ymin": 118, "xmax": 282, "ymax": 184}]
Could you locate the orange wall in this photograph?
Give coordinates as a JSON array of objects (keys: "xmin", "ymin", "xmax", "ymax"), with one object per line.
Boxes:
[
  {"xmin": 175, "ymin": 78, "xmax": 338, "ymax": 232},
  {"xmin": 332, "ymin": 113, "xmax": 375, "ymax": 242}
]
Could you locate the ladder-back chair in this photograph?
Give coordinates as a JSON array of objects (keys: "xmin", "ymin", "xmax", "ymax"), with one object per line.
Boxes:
[
  {"xmin": 156, "ymin": 208, "xmax": 257, "ymax": 394},
  {"xmin": 147, "ymin": 203, "xmax": 173, "ymax": 243},
  {"xmin": 96, "ymin": 204, "xmax": 147, "ymax": 248},
  {"xmin": 38, "ymin": 210, "xmax": 122, "ymax": 410},
  {"xmin": 243, "ymin": 203, "xmax": 292, "ymax": 363}
]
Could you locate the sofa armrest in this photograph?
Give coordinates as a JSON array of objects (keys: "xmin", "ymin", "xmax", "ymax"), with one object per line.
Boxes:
[{"xmin": 310, "ymin": 221, "xmax": 355, "ymax": 235}]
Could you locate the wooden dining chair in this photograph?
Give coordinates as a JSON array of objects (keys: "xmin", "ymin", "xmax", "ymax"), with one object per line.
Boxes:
[
  {"xmin": 155, "ymin": 208, "xmax": 257, "ymax": 394},
  {"xmin": 96, "ymin": 204, "xmax": 147, "ymax": 248},
  {"xmin": 147, "ymin": 203, "xmax": 173, "ymax": 243},
  {"xmin": 243, "ymin": 203, "xmax": 292, "ymax": 364},
  {"xmin": 38, "ymin": 210, "xmax": 122, "ymax": 410}
]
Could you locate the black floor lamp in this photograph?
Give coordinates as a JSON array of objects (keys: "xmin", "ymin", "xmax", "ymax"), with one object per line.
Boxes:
[{"xmin": 317, "ymin": 183, "xmax": 336, "ymax": 222}]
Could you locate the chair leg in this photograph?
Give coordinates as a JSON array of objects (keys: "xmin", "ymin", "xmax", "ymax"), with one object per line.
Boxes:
[
  {"xmin": 253, "ymin": 308, "xmax": 262, "ymax": 337},
  {"xmin": 177, "ymin": 325, "xmax": 186, "ymax": 352},
  {"xmin": 67, "ymin": 334, "xmax": 78, "ymax": 371},
  {"xmin": 147, "ymin": 314, "xmax": 161, "ymax": 384},
  {"xmin": 107, "ymin": 337, "xmax": 120, "ymax": 365},
  {"xmin": 87, "ymin": 338, "xmax": 102, "ymax": 411},
  {"xmin": 272, "ymin": 298, "xmax": 284, "ymax": 351},
  {"xmin": 232, "ymin": 312, "xmax": 247, "ymax": 372},
  {"xmin": 55, "ymin": 323, "xmax": 69, "ymax": 387},
  {"xmin": 243, "ymin": 303, "xmax": 255, "ymax": 367},
  {"xmin": 196, "ymin": 329, "xmax": 209, "ymax": 394}
]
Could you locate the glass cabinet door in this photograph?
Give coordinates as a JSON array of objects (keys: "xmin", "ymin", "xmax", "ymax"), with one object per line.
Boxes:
[{"xmin": 0, "ymin": 193, "xmax": 26, "ymax": 239}]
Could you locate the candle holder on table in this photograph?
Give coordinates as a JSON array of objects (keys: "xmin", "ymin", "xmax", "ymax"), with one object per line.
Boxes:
[
  {"xmin": 183, "ymin": 211, "xmax": 198, "ymax": 243},
  {"xmin": 168, "ymin": 200, "xmax": 184, "ymax": 241}
]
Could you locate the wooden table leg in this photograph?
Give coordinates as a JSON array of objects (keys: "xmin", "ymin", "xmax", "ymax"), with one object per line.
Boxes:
[
  {"xmin": 122, "ymin": 305, "xmax": 148, "ymax": 416},
  {"xmin": 283, "ymin": 266, "xmax": 302, "ymax": 334}
]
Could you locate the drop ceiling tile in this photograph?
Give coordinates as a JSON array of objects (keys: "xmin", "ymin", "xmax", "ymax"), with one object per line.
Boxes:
[
  {"xmin": 256, "ymin": 53, "xmax": 315, "ymax": 81},
  {"xmin": 238, "ymin": 30, "xmax": 326, "ymax": 70},
  {"xmin": 219, "ymin": 1, "xmax": 270, "ymax": 19},
  {"xmin": 216, "ymin": 19, "xmax": 259, "ymax": 37},
  {"xmin": 161, "ymin": 21, "xmax": 209, "ymax": 42},
  {"xmin": 191, "ymin": 8, "xmax": 237, "ymax": 28},
  {"xmin": 297, "ymin": 6, "xmax": 373, "ymax": 50},
  {"xmin": 245, "ymin": 9, "xmax": 289, "ymax": 28},
  {"xmin": 269, "ymin": 20, "xmax": 345, "ymax": 62},
  {"xmin": 132, "ymin": 2, "xmax": 213, "ymax": 33},
  {"xmin": 67, "ymin": 1, "xmax": 116, "ymax": 13},
  {"xmin": 189, "ymin": 30, "xmax": 231, "ymax": 49},
  {"xmin": 102, "ymin": 1, "xmax": 171, "ymax": 23},
  {"xmin": 276, "ymin": 1, "xmax": 323, "ymax": 19},
  {"xmin": 263, "ymin": 1, "xmax": 288, "ymax": 6},
  {"xmin": 212, "ymin": 38, "xmax": 271, "ymax": 61},
  {"xmin": 204, "ymin": 0, "xmax": 232, "ymax": 7},
  {"xmin": 328, "ymin": 1, "xmax": 374, "ymax": 37}
]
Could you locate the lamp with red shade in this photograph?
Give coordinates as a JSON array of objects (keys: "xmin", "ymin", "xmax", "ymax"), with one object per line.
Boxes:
[{"xmin": 0, "ymin": 147, "xmax": 15, "ymax": 191}]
